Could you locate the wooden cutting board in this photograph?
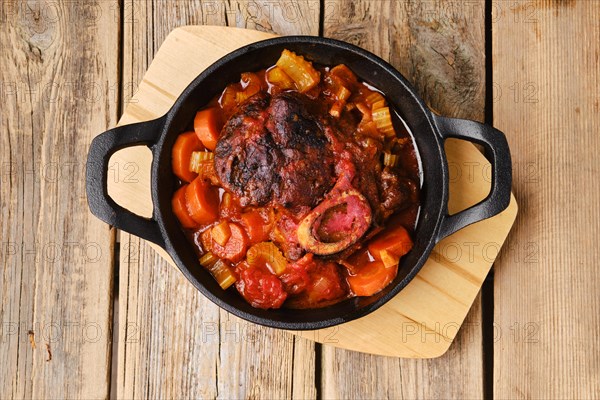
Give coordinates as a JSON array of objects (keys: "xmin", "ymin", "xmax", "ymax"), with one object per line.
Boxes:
[{"xmin": 106, "ymin": 26, "xmax": 518, "ymax": 358}]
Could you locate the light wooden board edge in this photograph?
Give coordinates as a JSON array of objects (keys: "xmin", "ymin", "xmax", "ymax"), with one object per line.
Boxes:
[{"xmin": 106, "ymin": 25, "xmax": 518, "ymax": 358}]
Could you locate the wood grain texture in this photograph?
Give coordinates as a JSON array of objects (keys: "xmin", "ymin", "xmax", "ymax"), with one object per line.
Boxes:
[
  {"xmin": 390, "ymin": 1, "xmax": 486, "ymax": 121},
  {"xmin": 0, "ymin": 1, "xmax": 118, "ymax": 398},
  {"xmin": 115, "ymin": 4, "xmax": 317, "ymax": 399},
  {"xmin": 321, "ymin": 0, "xmax": 486, "ymax": 396},
  {"xmin": 492, "ymin": 1, "xmax": 600, "ymax": 398},
  {"xmin": 227, "ymin": 0, "xmax": 320, "ymax": 35}
]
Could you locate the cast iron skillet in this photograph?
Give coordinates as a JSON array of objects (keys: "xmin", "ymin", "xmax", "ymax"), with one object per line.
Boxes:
[{"xmin": 86, "ymin": 36, "xmax": 512, "ymax": 330}]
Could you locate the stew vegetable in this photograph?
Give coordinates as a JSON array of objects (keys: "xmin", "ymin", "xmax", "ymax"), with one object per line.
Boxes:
[{"xmin": 171, "ymin": 50, "xmax": 421, "ymax": 309}]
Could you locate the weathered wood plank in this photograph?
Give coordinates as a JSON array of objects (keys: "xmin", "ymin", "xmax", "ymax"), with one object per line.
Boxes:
[
  {"xmin": 492, "ymin": 1, "xmax": 600, "ymax": 398},
  {"xmin": 390, "ymin": 1, "xmax": 485, "ymax": 120},
  {"xmin": 116, "ymin": 2, "xmax": 318, "ymax": 398},
  {"xmin": 0, "ymin": 1, "xmax": 119, "ymax": 398},
  {"xmin": 321, "ymin": 0, "xmax": 485, "ymax": 396},
  {"xmin": 225, "ymin": 0, "xmax": 320, "ymax": 35},
  {"xmin": 117, "ymin": 2, "xmax": 220, "ymax": 398}
]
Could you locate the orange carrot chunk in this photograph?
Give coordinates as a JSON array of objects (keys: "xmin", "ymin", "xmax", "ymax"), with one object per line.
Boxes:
[
  {"xmin": 185, "ymin": 176, "xmax": 220, "ymax": 225},
  {"xmin": 368, "ymin": 225, "xmax": 413, "ymax": 266},
  {"xmin": 211, "ymin": 222, "xmax": 248, "ymax": 263},
  {"xmin": 172, "ymin": 131, "xmax": 204, "ymax": 182},
  {"xmin": 171, "ymin": 185, "xmax": 199, "ymax": 229},
  {"xmin": 240, "ymin": 209, "xmax": 271, "ymax": 244},
  {"xmin": 347, "ymin": 261, "xmax": 398, "ymax": 297},
  {"xmin": 194, "ymin": 108, "xmax": 222, "ymax": 151}
]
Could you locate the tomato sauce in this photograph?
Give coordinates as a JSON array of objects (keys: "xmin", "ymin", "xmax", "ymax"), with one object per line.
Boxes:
[{"xmin": 171, "ymin": 50, "xmax": 421, "ymax": 309}]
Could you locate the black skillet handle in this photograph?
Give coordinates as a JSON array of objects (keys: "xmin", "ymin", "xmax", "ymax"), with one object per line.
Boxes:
[
  {"xmin": 433, "ymin": 115, "xmax": 512, "ymax": 241},
  {"xmin": 86, "ymin": 117, "xmax": 166, "ymax": 247}
]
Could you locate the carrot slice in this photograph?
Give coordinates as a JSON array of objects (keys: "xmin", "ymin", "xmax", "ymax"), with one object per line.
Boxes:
[
  {"xmin": 368, "ymin": 224, "xmax": 413, "ymax": 263},
  {"xmin": 171, "ymin": 185, "xmax": 199, "ymax": 229},
  {"xmin": 240, "ymin": 209, "xmax": 271, "ymax": 244},
  {"xmin": 347, "ymin": 261, "xmax": 398, "ymax": 297},
  {"xmin": 194, "ymin": 108, "xmax": 222, "ymax": 151},
  {"xmin": 172, "ymin": 131, "xmax": 204, "ymax": 182},
  {"xmin": 185, "ymin": 177, "xmax": 220, "ymax": 225},
  {"xmin": 211, "ymin": 222, "xmax": 248, "ymax": 263},
  {"xmin": 339, "ymin": 247, "xmax": 371, "ymax": 274}
]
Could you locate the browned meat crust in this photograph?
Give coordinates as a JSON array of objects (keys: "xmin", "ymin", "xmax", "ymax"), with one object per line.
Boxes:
[{"xmin": 215, "ymin": 92, "xmax": 336, "ymax": 209}]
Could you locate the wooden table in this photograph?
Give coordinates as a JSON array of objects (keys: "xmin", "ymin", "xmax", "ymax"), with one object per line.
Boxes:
[{"xmin": 1, "ymin": 1, "xmax": 598, "ymax": 399}]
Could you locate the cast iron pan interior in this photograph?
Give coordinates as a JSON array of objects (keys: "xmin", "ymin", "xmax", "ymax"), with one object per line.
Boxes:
[{"xmin": 152, "ymin": 38, "xmax": 446, "ymax": 329}]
